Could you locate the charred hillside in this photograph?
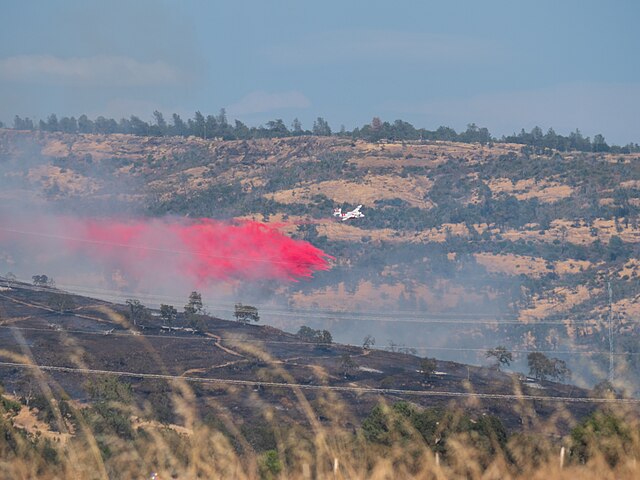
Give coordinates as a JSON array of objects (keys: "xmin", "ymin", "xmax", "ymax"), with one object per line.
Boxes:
[{"xmin": 0, "ymin": 279, "xmax": 601, "ymax": 436}]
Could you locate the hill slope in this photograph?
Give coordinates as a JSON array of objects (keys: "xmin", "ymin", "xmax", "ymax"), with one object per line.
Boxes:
[
  {"xmin": 0, "ymin": 279, "xmax": 599, "ymax": 433},
  {"xmin": 1, "ymin": 129, "xmax": 639, "ymax": 392}
]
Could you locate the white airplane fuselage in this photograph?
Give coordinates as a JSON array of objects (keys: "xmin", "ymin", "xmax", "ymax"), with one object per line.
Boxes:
[{"xmin": 333, "ymin": 205, "xmax": 364, "ymax": 221}]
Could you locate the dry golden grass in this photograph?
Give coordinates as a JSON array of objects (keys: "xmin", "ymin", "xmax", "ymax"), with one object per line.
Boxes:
[
  {"xmin": 474, "ymin": 253, "xmax": 552, "ymax": 278},
  {"xmin": 487, "ymin": 178, "xmax": 574, "ymax": 203},
  {"xmin": 2, "ymin": 384, "xmax": 640, "ymax": 480},
  {"xmin": 268, "ymin": 175, "xmax": 434, "ymax": 209}
]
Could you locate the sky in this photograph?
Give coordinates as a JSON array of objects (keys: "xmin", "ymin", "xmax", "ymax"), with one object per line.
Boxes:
[{"xmin": 0, "ymin": 0, "xmax": 639, "ymax": 144}]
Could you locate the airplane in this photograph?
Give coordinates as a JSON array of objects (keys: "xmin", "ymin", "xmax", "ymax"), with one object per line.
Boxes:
[
  {"xmin": 103, "ymin": 328, "xmax": 114, "ymax": 335},
  {"xmin": 333, "ymin": 205, "xmax": 364, "ymax": 221}
]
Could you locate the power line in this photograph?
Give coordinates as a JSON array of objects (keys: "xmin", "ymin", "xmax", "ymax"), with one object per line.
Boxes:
[
  {"xmin": 1, "ymin": 280, "xmax": 611, "ymax": 327},
  {"xmin": 0, "ymin": 360, "xmax": 638, "ymax": 404},
  {"xmin": 49, "ymin": 281, "xmax": 636, "ymax": 327},
  {"xmin": 3, "ymin": 279, "xmax": 636, "ymax": 376},
  {"xmin": 1, "ymin": 324, "xmax": 638, "ymax": 357},
  {"xmin": 2, "ymin": 278, "xmax": 475, "ymax": 318},
  {"xmin": 43, "ymin": 281, "xmax": 521, "ymax": 320}
]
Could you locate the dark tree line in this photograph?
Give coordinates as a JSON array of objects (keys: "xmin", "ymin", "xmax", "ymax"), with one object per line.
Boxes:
[
  {"xmin": 10, "ymin": 110, "xmax": 332, "ymax": 140},
  {"xmin": 502, "ymin": 126, "xmax": 639, "ymax": 153},
  {"xmin": 7, "ymin": 111, "xmax": 639, "ymax": 153}
]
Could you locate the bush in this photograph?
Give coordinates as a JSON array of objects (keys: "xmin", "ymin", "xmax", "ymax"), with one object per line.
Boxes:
[
  {"xmin": 570, "ymin": 411, "xmax": 632, "ymax": 466},
  {"xmin": 258, "ymin": 450, "xmax": 282, "ymax": 479}
]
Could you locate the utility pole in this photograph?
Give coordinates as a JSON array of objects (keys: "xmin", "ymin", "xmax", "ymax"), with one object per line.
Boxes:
[{"xmin": 608, "ymin": 281, "xmax": 614, "ymax": 383}]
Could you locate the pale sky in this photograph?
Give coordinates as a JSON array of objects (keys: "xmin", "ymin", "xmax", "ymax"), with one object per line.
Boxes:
[{"xmin": 1, "ymin": 0, "xmax": 639, "ymax": 144}]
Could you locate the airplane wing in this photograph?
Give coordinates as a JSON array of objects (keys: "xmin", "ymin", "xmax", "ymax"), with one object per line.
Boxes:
[{"xmin": 354, "ymin": 205, "xmax": 362, "ymax": 212}]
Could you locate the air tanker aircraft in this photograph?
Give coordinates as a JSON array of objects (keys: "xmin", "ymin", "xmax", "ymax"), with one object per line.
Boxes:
[{"xmin": 333, "ymin": 205, "xmax": 364, "ymax": 221}]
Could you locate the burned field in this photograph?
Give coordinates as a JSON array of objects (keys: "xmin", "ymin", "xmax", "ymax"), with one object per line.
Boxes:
[{"xmin": 0, "ymin": 279, "xmax": 601, "ymax": 442}]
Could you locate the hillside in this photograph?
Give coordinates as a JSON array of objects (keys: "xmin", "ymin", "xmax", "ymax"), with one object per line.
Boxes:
[
  {"xmin": 1, "ymin": 129, "xmax": 640, "ymax": 393},
  {"xmin": 0, "ymin": 280, "xmax": 598, "ymax": 434}
]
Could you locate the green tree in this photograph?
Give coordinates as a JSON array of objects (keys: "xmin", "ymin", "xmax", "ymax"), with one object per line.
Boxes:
[
  {"xmin": 191, "ymin": 111, "xmax": 206, "ymax": 138},
  {"xmin": 77, "ymin": 114, "xmax": 93, "ymax": 133},
  {"xmin": 44, "ymin": 114, "xmax": 58, "ymax": 131},
  {"xmin": 171, "ymin": 113, "xmax": 187, "ymax": 136},
  {"xmin": 95, "ymin": 116, "xmax": 117, "ymax": 133},
  {"xmin": 205, "ymin": 115, "xmax": 217, "ymax": 139},
  {"xmin": 159, "ymin": 304, "xmax": 177, "ymax": 326},
  {"xmin": 340, "ymin": 353, "xmax": 357, "ymax": 376},
  {"xmin": 312, "ymin": 117, "xmax": 331, "ymax": 136},
  {"xmin": 362, "ymin": 334, "xmax": 376, "ymax": 349},
  {"xmin": 129, "ymin": 115, "xmax": 149, "ymax": 136},
  {"xmin": 32, "ymin": 274, "xmax": 51, "ymax": 286},
  {"xmin": 527, "ymin": 352, "xmax": 551, "ymax": 380},
  {"xmin": 184, "ymin": 291, "xmax": 203, "ymax": 315},
  {"xmin": 152, "ymin": 110, "xmax": 166, "ymax": 128},
  {"xmin": 14, "ymin": 115, "xmax": 34, "ymax": 130},
  {"xmin": 592, "ymin": 133, "xmax": 610, "ymax": 152},
  {"xmin": 58, "ymin": 116, "xmax": 77, "ymax": 133},
  {"xmin": 297, "ymin": 326, "xmax": 332, "ymax": 344},
  {"xmin": 527, "ymin": 352, "xmax": 571, "ymax": 381},
  {"xmin": 48, "ymin": 293, "xmax": 76, "ymax": 314},
  {"xmin": 607, "ymin": 235, "xmax": 624, "ymax": 260},
  {"xmin": 125, "ymin": 299, "xmax": 147, "ymax": 326},
  {"xmin": 318, "ymin": 329, "xmax": 332, "ymax": 344},
  {"xmin": 265, "ymin": 119, "xmax": 289, "ymax": 137},
  {"xmin": 420, "ymin": 357, "xmax": 437, "ymax": 381},
  {"xmin": 291, "ymin": 117, "xmax": 303, "ymax": 135},
  {"xmin": 233, "ymin": 303, "xmax": 259, "ymax": 323},
  {"xmin": 234, "ymin": 119, "xmax": 250, "ymax": 139},
  {"xmin": 485, "ymin": 346, "xmax": 513, "ymax": 370}
]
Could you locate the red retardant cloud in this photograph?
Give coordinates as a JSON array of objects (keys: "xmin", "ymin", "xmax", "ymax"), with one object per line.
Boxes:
[
  {"xmin": 76, "ymin": 218, "xmax": 332, "ymax": 283},
  {"xmin": 2, "ymin": 216, "xmax": 332, "ymax": 284}
]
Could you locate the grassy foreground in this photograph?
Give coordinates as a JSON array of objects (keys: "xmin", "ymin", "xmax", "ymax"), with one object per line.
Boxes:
[{"xmin": 1, "ymin": 371, "xmax": 639, "ymax": 480}]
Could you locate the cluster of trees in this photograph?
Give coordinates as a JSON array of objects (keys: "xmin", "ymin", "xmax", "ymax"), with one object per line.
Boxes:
[
  {"xmin": 1, "ymin": 380, "xmax": 634, "ymax": 475},
  {"xmin": 362, "ymin": 401, "xmax": 508, "ymax": 459},
  {"xmin": 504, "ymin": 126, "xmax": 640, "ymax": 153},
  {"xmin": 9, "ymin": 111, "xmax": 638, "ymax": 153},
  {"xmin": 159, "ymin": 304, "xmax": 178, "ymax": 325},
  {"xmin": 10, "ymin": 111, "xmax": 335, "ymax": 140},
  {"xmin": 127, "ymin": 293, "xmax": 261, "ymax": 329},
  {"xmin": 484, "ymin": 347, "xmax": 571, "ymax": 382},
  {"xmin": 296, "ymin": 325, "xmax": 333, "ymax": 344},
  {"xmin": 124, "ymin": 291, "xmax": 205, "ymax": 329},
  {"xmin": 352, "ymin": 119, "xmax": 493, "ymax": 144},
  {"xmin": 233, "ymin": 303, "xmax": 260, "ymax": 323},
  {"xmin": 362, "ymin": 401, "xmax": 634, "ymax": 469},
  {"xmin": 527, "ymin": 352, "xmax": 571, "ymax": 381},
  {"xmin": 32, "ymin": 274, "xmax": 53, "ymax": 287}
]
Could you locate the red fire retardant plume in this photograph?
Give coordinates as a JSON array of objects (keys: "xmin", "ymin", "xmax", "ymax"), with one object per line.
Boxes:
[{"xmin": 69, "ymin": 217, "xmax": 332, "ymax": 283}]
